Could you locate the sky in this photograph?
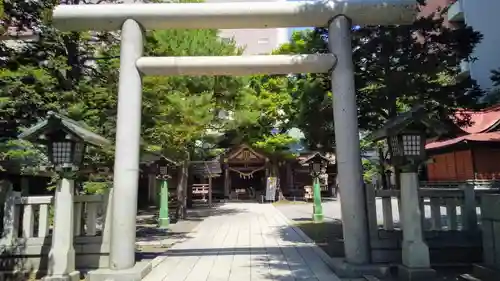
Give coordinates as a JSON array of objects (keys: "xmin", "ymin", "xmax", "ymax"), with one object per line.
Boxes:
[
  {"xmin": 285, "ymin": 0, "xmax": 361, "ymax": 39},
  {"xmin": 287, "ymin": 0, "xmax": 313, "ymax": 38}
]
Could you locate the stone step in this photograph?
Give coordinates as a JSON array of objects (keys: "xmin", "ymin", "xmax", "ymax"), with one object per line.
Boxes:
[
  {"xmin": 459, "ymin": 273, "xmax": 483, "ymax": 281},
  {"xmin": 363, "ymin": 275, "xmax": 382, "ymax": 281},
  {"xmin": 470, "ymin": 264, "xmax": 500, "ymax": 281}
]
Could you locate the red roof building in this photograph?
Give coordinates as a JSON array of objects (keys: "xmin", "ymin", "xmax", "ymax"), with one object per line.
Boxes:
[{"xmin": 425, "ymin": 105, "xmax": 500, "ymax": 181}]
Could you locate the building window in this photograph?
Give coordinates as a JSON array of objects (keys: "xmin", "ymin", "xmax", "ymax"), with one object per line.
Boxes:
[{"xmin": 257, "ymin": 38, "xmax": 269, "ymax": 44}]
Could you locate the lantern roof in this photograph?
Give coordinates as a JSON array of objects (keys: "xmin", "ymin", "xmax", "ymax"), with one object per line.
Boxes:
[
  {"xmin": 18, "ymin": 111, "xmax": 110, "ymax": 147},
  {"xmin": 370, "ymin": 105, "xmax": 450, "ymax": 142},
  {"xmin": 298, "ymin": 151, "xmax": 333, "ymax": 165},
  {"xmin": 140, "ymin": 151, "xmax": 178, "ymax": 166}
]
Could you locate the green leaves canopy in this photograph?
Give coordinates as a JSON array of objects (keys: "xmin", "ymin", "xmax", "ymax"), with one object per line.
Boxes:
[{"xmin": 278, "ymin": 11, "xmax": 484, "ymax": 150}]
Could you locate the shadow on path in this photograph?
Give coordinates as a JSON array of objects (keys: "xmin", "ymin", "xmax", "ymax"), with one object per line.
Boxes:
[
  {"xmin": 280, "ymin": 217, "xmax": 346, "ymax": 258},
  {"xmin": 136, "ymin": 203, "xmax": 247, "ymax": 261}
]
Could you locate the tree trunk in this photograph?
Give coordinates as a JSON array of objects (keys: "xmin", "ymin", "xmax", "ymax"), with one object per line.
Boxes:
[
  {"xmin": 272, "ymin": 161, "xmax": 285, "ymax": 201},
  {"xmin": 177, "ymin": 160, "xmax": 188, "ymax": 220}
]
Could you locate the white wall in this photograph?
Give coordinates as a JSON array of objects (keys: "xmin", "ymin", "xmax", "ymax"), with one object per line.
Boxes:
[{"xmin": 203, "ymin": 0, "xmax": 290, "ymax": 55}]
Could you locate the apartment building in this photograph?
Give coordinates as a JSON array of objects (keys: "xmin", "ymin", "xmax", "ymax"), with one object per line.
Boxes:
[
  {"xmin": 123, "ymin": 0, "xmax": 289, "ymax": 54},
  {"xmin": 203, "ymin": 0, "xmax": 290, "ymax": 55},
  {"xmin": 423, "ymin": 0, "xmax": 500, "ymax": 92}
]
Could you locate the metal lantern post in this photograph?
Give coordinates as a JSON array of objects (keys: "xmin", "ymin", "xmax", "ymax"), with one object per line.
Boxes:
[
  {"xmin": 155, "ymin": 159, "xmax": 171, "ymax": 229},
  {"xmin": 19, "ymin": 112, "xmax": 110, "ymax": 281},
  {"xmin": 311, "ymin": 161, "xmax": 324, "ymax": 223},
  {"xmin": 301, "ymin": 152, "xmax": 331, "ymax": 223}
]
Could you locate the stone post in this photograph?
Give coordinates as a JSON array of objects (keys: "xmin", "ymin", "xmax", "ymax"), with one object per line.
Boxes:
[
  {"xmin": 43, "ymin": 178, "xmax": 79, "ymax": 281},
  {"xmin": 1, "ymin": 182, "xmax": 19, "ymax": 247},
  {"xmin": 328, "ymin": 15, "xmax": 370, "ymax": 264},
  {"xmin": 398, "ymin": 171, "xmax": 435, "ymax": 281}
]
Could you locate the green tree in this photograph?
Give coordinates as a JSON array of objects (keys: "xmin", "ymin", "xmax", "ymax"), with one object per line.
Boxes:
[
  {"xmin": 481, "ymin": 68, "xmax": 500, "ymax": 106},
  {"xmin": 274, "ymin": 32, "xmax": 334, "ymax": 149},
  {"xmin": 137, "ymin": 29, "xmax": 265, "ymax": 159},
  {"xmin": 278, "ymin": 9, "xmax": 483, "ymax": 140},
  {"xmin": 0, "ymin": 0, "xmax": 118, "ymax": 175}
]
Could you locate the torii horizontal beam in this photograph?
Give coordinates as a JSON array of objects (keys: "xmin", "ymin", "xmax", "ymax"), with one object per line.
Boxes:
[
  {"xmin": 52, "ymin": 0, "xmax": 416, "ymax": 31},
  {"xmin": 135, "ymin": 54, "xmax": 337, "ymax": 76}
]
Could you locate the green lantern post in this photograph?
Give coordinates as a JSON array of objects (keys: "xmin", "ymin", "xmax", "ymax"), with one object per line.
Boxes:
[
  {"xmin": 154, "ymin": 157, "xmax": 174, "ymax": 229},
  {"xmin": 158, "ymin": 177, "xmax": 169, "ymax": 228},
  {"xmin": 312, "ymin": 172, "xmax": 324, "ymax": 223},
  {"xmin": 301, "ymin": 152, "xmax": 331, "ymax": 223}
]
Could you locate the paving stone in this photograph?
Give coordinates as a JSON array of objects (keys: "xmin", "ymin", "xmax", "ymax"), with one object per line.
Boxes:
[{"xmin": 142, "ymin": 203, "xmax": 342, "ymax": 281}]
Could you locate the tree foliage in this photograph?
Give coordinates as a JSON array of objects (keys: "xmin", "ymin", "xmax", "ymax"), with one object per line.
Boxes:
[
  {"xmin": 482, "ymin": 68, "xmax": 500, "ymax": 106},
  {"xmin": 278, "ymin": 7, "xmax": 484, "ymax": 151},
  {"xmin": 0, "ymin": 0, "xmax": 119, "ymax": 174},
  {"xmin": 0, "ymin": 0, "xmax": 295, "ymax": 182}
]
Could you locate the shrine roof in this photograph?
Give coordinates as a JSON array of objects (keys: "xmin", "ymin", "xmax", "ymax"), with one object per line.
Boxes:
[
  {"xmin": 454, "ymin": 105, "xmax": 500, "ymax": 134},
  {"xmin": 426, "ymin": 131, "xmax": 500, "ymax": 150},
  {"xmin": 225, "ymin": 144, "xmax": 268, "ymax": 162},
  {"xmin": 426, "ymin": 104, "xmax": 500, "ymax": 150}
]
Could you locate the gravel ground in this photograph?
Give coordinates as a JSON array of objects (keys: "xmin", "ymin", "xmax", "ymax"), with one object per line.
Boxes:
[{"xmin": 274, "ymin": 200, "xmax": 472, "ymax": 281}]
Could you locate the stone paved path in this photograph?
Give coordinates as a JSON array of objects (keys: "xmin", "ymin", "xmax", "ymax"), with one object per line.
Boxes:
[{"xmin": 142, "ymin": 203, "xmax": 342, "ymax": 281}]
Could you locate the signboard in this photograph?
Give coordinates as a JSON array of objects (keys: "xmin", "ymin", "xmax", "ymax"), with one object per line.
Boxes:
[
  {"xmin": 190, "ymin": 161, "xmax": 222, "ymax": 177},
  {"xmin": 265, "ymin": 177, "xmax": 277, "ymax": 202}
]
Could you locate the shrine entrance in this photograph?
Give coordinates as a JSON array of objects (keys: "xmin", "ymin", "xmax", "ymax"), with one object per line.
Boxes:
[
  {"xmin": 51, "ymin": 0, "xmax": 415, "ymax": 272},
  {"xmin": 223, "ymin": 144, "xmax": 269, "ymax": 200}
]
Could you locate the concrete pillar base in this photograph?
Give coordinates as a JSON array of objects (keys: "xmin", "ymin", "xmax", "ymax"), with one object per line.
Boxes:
[
  {"xmin": 472, "ymin": 263, "xmax": 500, "ymax": 281},
  {"xmin": 402, "ymin": 240, "xmax": 431, "ymax": 268},
  {"xmin": 86, "ymin": 260, "xmax": 152, "ymax": 281},
  {"xmin": 397, "ymin": 264, "xmax": 436, "ymax": 281},
  {"xmin": 312, "ymin": 213, "xmax": 324, "ymax": 223},
  {"xmin": 42, "ymin": 271, "xmax": 80, "ymax": 281},
  {"xmin": 158, "ymin": 217, "xmax": 170, "ymax": 229},
  {"xmin": 328, "ymin": 257, "xmax": 392, "ymax": 278}
]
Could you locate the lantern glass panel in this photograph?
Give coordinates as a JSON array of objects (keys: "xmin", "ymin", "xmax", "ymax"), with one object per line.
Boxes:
[
  {"xmin": 159, "ymin": 165, "xmax": 168, "ymax": 175},
  {"xmin": 312, "ymin": 163, "xmax": 321, "ymax": 174},
  {"xmin": 382, "ymin": 140, "xmax": 389, "ymax": 155},
  {"xmin": 73, "ymin": 142, "xmax": 85, "ymax": 165},
  {"xmin": 402, "ymin": 134, "xmax": 421, "ymax": 156},
  {"xmin": 52, "ymin": 141, "xmax": 73, "ymax": 165},
  {"xmin": 389, "ymin": 135, "xmax": 403, "ymax": 157}
]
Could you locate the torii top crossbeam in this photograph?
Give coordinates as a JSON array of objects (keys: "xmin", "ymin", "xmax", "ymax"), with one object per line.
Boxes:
[{"xmin": 52, "ymin": 0, "xmax": 416, "ymax": 32}]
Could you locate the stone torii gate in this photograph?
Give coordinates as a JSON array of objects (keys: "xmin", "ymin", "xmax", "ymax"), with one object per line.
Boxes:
[{"xmin": 51, "ymin": 1, "xmax": 415, "ymax": 280}]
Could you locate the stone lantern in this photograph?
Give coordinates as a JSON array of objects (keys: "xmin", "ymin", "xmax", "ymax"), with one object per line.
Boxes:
[
  {"xmin": 371, "ymin": 105, "xmax": 448, "ymax": 281},
  {"xmin": 19, "ymin": 111, "xmax": 110, "ymax": 281}
]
